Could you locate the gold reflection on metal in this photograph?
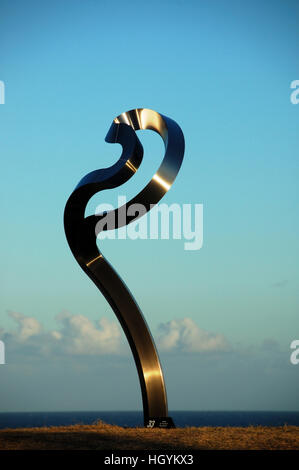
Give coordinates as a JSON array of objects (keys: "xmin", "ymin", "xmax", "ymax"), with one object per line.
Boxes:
[
  {"xmin": 86, "ymin": 253, "xmax": 103, "ymax": 267},
  {"xmin": 143, "ymin": 368, "xmax": 164, "ymax": 382},
  {"xmin": 152, "ymin": 173, "xmax": 171, "ymax": 191},
  {"xmin": 125, "ymin": 159, "xmax": 137, "ymax": 173}
]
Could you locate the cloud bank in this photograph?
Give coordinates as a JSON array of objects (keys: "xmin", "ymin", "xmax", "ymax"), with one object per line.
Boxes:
[
  {"xmin": 1, "ymin": 311, "xmax": 230, "ymax": 358},
  {"xmin": 3, "ymin": 311, "xmax": 122, "ymax": 356}
]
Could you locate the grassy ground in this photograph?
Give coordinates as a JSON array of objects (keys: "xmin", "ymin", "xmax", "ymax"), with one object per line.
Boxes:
[{"xmin": 0, "ymin": 421, "xmax": 299, "ymax": 450}]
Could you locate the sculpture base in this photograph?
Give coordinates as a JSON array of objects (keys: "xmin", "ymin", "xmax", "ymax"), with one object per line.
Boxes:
[{"xmin": 145, "ymin": 417, "xmax": 176, "ymax": 429}]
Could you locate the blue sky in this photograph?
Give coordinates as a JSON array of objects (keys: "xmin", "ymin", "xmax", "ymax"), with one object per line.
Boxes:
[{"xmin": 0, "ymin": 0, "xmax": 298, "ymax": 412}]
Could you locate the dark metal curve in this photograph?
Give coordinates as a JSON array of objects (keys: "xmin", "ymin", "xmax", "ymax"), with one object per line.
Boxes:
[{"xmin": 64, "ymin": 108, "xmax": 185, "ymax": 425}]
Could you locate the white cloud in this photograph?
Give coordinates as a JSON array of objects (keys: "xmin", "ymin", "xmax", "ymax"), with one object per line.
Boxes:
[
  {"xmin": 157, "ymin": 317, "xmax": 231, "ymax": 353},
  {"xmin": 8, "ymin": 311, "xmax": 43, "ymax": 341},
  {"xmin": 54, "ymin": 311, "xmax": 122, "ymax": 355},
  {"xmin": 3, "ymin": 311, "xmax": 123, "ymax": 356}
]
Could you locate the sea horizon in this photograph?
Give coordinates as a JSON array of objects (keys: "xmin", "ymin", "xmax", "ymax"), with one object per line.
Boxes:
[{"xmin": 0, "ymin": 410, "xmax": 299, "ymax": 429}]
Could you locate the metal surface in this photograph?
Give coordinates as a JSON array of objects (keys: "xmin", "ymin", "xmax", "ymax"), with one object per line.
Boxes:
[{"xmin": 64, "ymin": 108, "xmax": 185, "ymax": 426}]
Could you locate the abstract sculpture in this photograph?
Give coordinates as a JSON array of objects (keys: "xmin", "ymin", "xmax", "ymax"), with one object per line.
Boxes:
[{"xmin": 64, "ymin": 108, "xmax": 185, "ymax": 427}]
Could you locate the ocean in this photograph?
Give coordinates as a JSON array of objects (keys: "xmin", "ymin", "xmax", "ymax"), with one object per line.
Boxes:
[{"xmin": 0, "ymin": 411, "xmax": 298, "ymax": 429}]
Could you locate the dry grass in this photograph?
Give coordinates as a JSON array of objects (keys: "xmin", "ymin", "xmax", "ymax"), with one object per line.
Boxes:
[{"xmin": 0, "ymin": 421, "xmax": 299, "ymax": 450}]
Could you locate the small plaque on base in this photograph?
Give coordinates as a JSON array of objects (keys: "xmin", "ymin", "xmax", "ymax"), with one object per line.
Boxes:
[{"xmin": 145, "ymin": 417, "xmax": 175, "ymax": 429}]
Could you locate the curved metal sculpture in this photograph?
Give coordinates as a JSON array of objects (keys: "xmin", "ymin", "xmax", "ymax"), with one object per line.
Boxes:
[{"xmin": 64, "ymin": 108, "xmax": 184, "ymax": 427}]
